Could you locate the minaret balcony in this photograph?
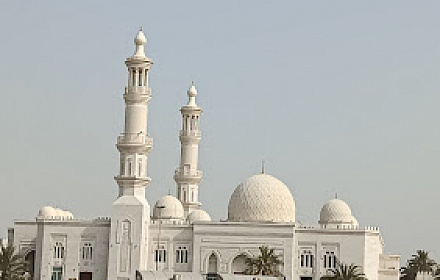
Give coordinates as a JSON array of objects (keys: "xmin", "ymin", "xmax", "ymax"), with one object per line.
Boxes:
[
  {"xmin": 124, "ymin": 87, "xmax": 151, "ymax": 102},
  {"xmin": 117, "ymin": 133, "xmax": 153, "ymax": 151},
  {"xmin": 174, "ymin": 168, "xmax": 202, "ymax": 183},
  {"xmin": 179, "ymin": 130, "xmax": 201, "ymax": 137},
  {"xmin": 117, "ymin": 133, "xmax": 152, "ymax": 145}
]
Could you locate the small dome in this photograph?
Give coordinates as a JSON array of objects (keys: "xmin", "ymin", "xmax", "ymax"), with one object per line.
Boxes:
[
  {"xmin": 351, "ymin": 217, "xmax": 359, "ymax": 227},
  {"xmin": 319, "ymin": 199, "xmax": 357, "ymax": 227},
  {"xmin": 153, "ymin": 195, "xmax": 184, "ymax": 220},
  {"xmin": 64, "ymin": 211, "xmax": 74, "ymax": 219},
  {"xmin": 54, "ymin": 208, "xmax": 65, "ymax": 217},
  {"xmin": 38, "ymin": 206, "xmax": 55, "ymax": 218},
  {"xmin": 187, "ymin": 210, "xmax": 211, "ymax": 224},
  {"xmin": 37, "ymin": 206, "xmax": 74, "ymax": 219},
  {"xmin": 228, "ymin": 174, "xmax": 295, "ymax": 223}
]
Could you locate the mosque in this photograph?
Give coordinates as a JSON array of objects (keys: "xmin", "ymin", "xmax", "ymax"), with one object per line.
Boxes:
[{"xmin": 8, "ymin": 30, "xmax": 400, "ymax": 280}]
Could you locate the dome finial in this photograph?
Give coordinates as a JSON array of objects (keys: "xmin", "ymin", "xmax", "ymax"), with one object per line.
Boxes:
[
  {"xmin": 335, "ymin": 192, "xmax": 338, "ymax": 199},
  {"xmin": 133, "ymin": 29, "xmax": 147, "ymax": 58},
  {"xmin": 261, "ymin": 160, "xmax": 265, "ymax": 174},
  {"xmin": 187, "ymin": 82, "xmax": 198, "ymax": 106}
]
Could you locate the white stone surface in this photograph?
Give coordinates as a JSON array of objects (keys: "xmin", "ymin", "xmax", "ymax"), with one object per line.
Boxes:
[
  {"xmin": 228, "ymin": 174, "xmax": 295, "ymax": 223},
  {"xmin": 7, "ymin": 30, "xmax": 400, "ymax": 280},
  {"xmin": 174, "ymin": 83, "xmax": 203, "ymax": 216},
  {"xmin": 187, "ymin": 210, "xmax": 211, "ymax": 224},
  {"xmin": 153, "ymin": 196, "xmax": 184, "ymax": 220},
  {"xmin": 319, "ymin": 199, "xmax": 358, "ymax": 228},
  {"xmin": 37, "ymin": 206, "xmax": 74, "ymax": 220}
]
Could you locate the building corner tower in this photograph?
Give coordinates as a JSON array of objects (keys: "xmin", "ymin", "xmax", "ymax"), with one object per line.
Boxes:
[
  {"xmin": 174, "ymin": 83, "xmax": 203, "ymax": 216},
  {"xmin": 108, "ymin": 30, "xmax": 153, "ymax": 280}
]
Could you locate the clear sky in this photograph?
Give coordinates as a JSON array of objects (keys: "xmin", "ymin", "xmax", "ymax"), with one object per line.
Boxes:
[{"xmin": 0, "ymin": 1, "xmax": 439, "ymax": 265}]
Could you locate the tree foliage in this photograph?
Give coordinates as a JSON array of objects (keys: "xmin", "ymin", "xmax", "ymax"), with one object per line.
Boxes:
[
  {"xmin": 400, "ymin": 250, "xmax": 437, "ymax": 280},
  {"xmin": 0, "ymin": 244, "xmax": 28, "ymax": 280},
  {"xmin": 244, "ymin": 246, "xmax": 283, "ymax": 276},
  {"xmin": 321, "ymin": 262, "xmax": 367, "ymax": 280}
]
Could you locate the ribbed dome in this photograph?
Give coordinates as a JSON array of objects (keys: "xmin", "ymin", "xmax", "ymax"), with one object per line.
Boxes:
[
  {"xmin": 153, "ymin": 195, "xmax": 184, "ymax": 220},
  {"xmin": 38, "ymin": 206, "xmax": 55, "ymax": 218},
  {"xmin": 187, "ymin": 209, "xmax": 211, "ymax": 224},
  {"xmin": 37, "ymin": 206, "xmax": 74, "ymax": 219},
  {"xmin": 319, "ymin": 199, "xmax": 357, "ymax": 226},
  {"xmin": 228, "ymin": 174, "xmax": 295, "ymax": 223}
]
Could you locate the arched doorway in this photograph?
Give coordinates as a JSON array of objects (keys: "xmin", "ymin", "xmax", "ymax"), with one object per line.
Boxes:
[
  {"xmin": 231, "ymin": 254, "xmax": 249, "ymax": 274},
  {"xmin": 208, "ymin": 253, "xmax": 218, "ymax": 274},
  {"xmin": 25, "ymin": 250, "xmax": 35, "ymax": 279}
]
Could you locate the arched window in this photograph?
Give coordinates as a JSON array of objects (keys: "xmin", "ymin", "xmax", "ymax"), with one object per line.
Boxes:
[
  {"xmin": 208, "ymin": 253, "xmax": 218, "ymax": 274},
  {"xmin": 81, "ymin": 242, "xmax": 93, "ymax": 261},
  {"xmin": 324, "ymin": 251, "xmax": 336, "ymax": 269},
  {"xmin": 132, "ymin": 70, "xmax": 136, "ymax": 86},
  {"xmin": 231, "ymin": 254, "xmax": 249, "ymax": 274},
  {"xmin": 128, "ymin": 159, "xmax": 133, "ymax": 176},
  {"xmin": 155, "ymin": 245, "xmax": 167, "ymax": 263},
  {"xmin": 138, "ymin": 159, "xmax": 142, "ymax": 177},
  {"xmin": 300, "ymin": 249, "xmax": 314, "ymax": 268},
  {"xmin": 138, "ymin": 69, "xmax": 143, "ymax": 86},
  {"xmin": 176, "ymin": 246, "xmax": 188, "ymax": 264},
  {"xmin": 53, "ymin": 242, "xmax": 64, "ymax": 260}
]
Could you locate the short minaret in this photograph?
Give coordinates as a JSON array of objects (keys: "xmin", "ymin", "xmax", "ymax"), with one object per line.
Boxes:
[
  {"xmin": 108, "ymin": 29, "xmax": 153, "ymax": 280},
  {"xmin": 174, "ymin": 83, "xmax": 203, "ymax": 216}
]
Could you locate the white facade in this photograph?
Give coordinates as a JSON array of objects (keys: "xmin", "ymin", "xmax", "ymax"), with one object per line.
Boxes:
[{"xmin": 9, "ymin": 30, "xmax": 400, "ymax": 280}]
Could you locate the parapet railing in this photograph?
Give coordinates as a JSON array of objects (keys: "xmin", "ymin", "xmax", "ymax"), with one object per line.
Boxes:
[
  {"xmin": 174, "ymin": 168, "xmax": 203, "ymax": 177},
  {"xmin": 179, "ymin": 130, "xmax": 201, "ymax": 137},
  {"xmin": 117, "ymin": 133, "xmax": 153, "ymax": 145}
]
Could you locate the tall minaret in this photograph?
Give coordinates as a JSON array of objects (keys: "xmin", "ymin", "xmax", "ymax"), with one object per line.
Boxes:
[
  {"xmin": 108, "ymin": 29, "xmax": 153, "ymax": 280},
  {"xmin": 174, "ymin": 83, "xmax": 203, "ymax": 215}
]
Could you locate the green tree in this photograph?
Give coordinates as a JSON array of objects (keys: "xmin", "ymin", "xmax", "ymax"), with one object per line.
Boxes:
[
  {"xmin": 400, "ymin": 250, "xmax": 437, "ymax": 280},
  {"xmin": 433, "ymin": 266, "xmax": 440, "ymax": 280},
  {"xmin": 0, "ymin": 244, "xmax": 28, "ymax": 280},
  {"xmin": 244, "ymin": 246, "xmax": 283, "ymax": 276},
  {"xmin": 400, "ymin": 265, "xmax": 417, "ymax": 280},
  {"xmin": 409, "ymin": 250, "xmax": 437, "ymax": 273},
  {"xmin": 321, "ymin": 262, "xmax": 367, "ymax": 280}
]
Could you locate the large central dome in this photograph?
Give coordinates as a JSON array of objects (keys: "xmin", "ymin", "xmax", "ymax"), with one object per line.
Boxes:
[{"xmin": 228, "ymin": 174, "xmax": 295, "ymax": 223}]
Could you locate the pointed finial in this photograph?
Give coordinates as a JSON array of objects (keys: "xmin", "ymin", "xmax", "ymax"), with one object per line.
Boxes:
[
  {"xmin": 187, "ymin": 82, "xmax": 198, "ymax": 106},
  {"xmin": 133, "ymin": 29, "xmax": 146, "ymax": 58},
  {"xmin": 261, "ymin": 160, "xmax": 265, "ymax": 174},
  {"xmin": 168, "ymin": 189, "xmax": 171, "ymax": 196},
  {"xmin": 335, "ymin": 193, "xmax": 338, "ymax": 199},
  {"xmin": 139, "ymin": 26, "xmax": 142, "ymax": 31}
]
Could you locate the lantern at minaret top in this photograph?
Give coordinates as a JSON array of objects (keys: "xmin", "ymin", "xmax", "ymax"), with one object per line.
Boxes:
[{"xmin": 174, "ymin": 82, "xmax": 203, "ymax": 216}]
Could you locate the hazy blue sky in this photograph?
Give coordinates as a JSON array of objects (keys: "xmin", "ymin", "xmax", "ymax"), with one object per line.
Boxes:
[{"xmin": 1, "ymin": 1, "xmax": 439, "ymax": 265}]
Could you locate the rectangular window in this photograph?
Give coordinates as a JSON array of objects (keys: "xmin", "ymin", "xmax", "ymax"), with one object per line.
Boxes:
[
  {"xmin": 155, "ymin": 249, "xmax": 166, "ymax": 263},
  {"xmin": 81, "ymin": 242, "xmax": 93, "ymax": 261},
  {"xmin": 53, "ymin": 242, "xmax": 65, "ymax": 260},
  {"xmin": 300, "ymin": 249, "xmax": 314, "ymax": 268},
  {"xmin": 51, "ymin": 267, "xmax": 62, "ymax": 280},
  {"xmin": 324, "ymin": 252, "xmax": 336, "ymax": 269}
]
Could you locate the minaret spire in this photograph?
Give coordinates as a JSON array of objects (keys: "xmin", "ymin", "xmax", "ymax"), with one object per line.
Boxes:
[
  {"xmin": 174, "ymin": 82, "xmax": 203, "ymax": 216},
  {"xmin": 108, "ymin": 29, "xmax": 153, "ymax": 280}
]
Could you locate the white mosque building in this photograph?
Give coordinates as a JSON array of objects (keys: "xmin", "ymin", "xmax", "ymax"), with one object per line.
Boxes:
[{"xmin": 8, "ymin": 30, "xmax": 400, "ymax": 280}]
